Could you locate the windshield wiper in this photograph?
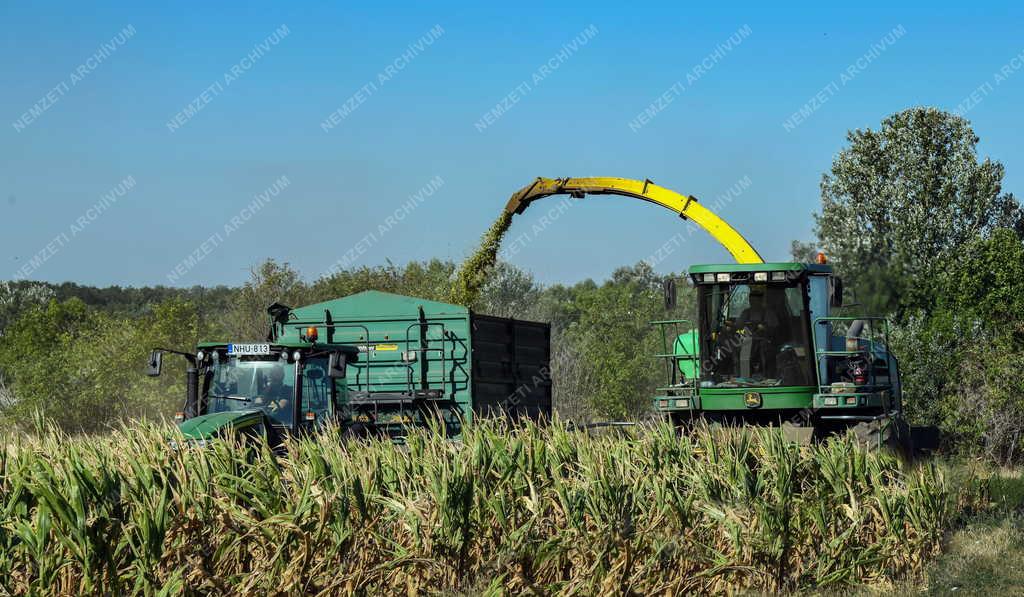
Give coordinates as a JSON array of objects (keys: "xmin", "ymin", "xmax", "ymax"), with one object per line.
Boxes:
[{"xmin": 209, "ymin": 394, "xmax": 252, "ymax": 403}]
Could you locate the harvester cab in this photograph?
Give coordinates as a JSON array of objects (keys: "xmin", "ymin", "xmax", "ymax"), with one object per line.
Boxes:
[
  {"xmin": 148, "ymin": 327, "xmax": 360, "ymax": 446},
  {"xmin": 654, "ymin": 260, "xmax": 906, "ymax": 447}
]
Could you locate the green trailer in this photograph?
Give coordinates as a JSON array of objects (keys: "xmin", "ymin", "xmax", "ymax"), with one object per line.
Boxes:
[{"xmin": 280, "ymin": 291, "xmax": 552, "ymax": 439}]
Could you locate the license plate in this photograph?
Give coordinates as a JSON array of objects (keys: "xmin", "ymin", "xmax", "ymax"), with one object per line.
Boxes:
[{"xmin": 228, "ymin": 343, "xmax": 271, "ymax": 356}]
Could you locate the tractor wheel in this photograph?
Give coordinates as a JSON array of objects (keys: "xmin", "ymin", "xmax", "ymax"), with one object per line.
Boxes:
[
  {"xmin": 852, "ymin": 418, "xmax": 914, "ymax": 459},
  {"xmin": 669, "ymin": 411, "xmax": 696, "ymax": 430}
]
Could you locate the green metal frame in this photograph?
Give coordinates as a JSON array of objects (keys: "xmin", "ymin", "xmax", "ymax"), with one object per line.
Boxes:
[
  {"xmin": 651, "ymin": 319, "xmax": 699, "ymax": 411},
  {"xmin": 688, "ymin": 262, "xmax": 832, "ymax": 274},
  {"xmin": 810, "ymin": 316, "xmax": 901, "ymax": 419}
]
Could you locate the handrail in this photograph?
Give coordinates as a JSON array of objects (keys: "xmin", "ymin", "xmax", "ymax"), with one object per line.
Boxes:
[{"xmin": 812, "ymin": 316, "xmax": 896, "ymax": 395}]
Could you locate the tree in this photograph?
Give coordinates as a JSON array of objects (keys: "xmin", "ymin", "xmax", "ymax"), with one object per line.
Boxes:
[
  {"xmin": 789, "ymin": 240, "xmax": 818, "ymax": 263},
  {"xmin": 893, "ymin": 229, "xmax": 1024, "ymax": 463},
  {"xmin": 0, "ymin": 281, "xmax": 55, "ymax": 336},
  {"xmin": 0, "ymin": 298, "xmax": 96, "ymax": 429},
  {"xmin": 816, "ymin": 107, "xmax": 1022, "ymax": 314},
  {"xmin": 564, "ymin": 263, "xmax": 680, "ymax": 419},
  {"xmin": 936, "ymin": 228, "xmax": 1024, "ymax": 335},
  {"xmin": 0, "ymin": 296, "xmax": 208, "ymax": 432},
  {"xmin": 478, "ymin": 262, "xmax": 542, "ymax": 319},
  {"xmin": 225, "ymin": 260, "xmax": 310, "ymax": 340},
  {"xmin": 311, "ymin": 259, "xmax": 456, "ymax": 305}
]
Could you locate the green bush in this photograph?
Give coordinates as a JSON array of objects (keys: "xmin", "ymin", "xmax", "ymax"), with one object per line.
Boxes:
[{"xmin": 0, "ymin": 298, "xmax": 208, "ymax": 432}]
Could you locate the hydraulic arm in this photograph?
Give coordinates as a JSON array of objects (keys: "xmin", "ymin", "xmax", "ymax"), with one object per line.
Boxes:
[{"xmin": 505, "ymin": 177, "xmax": 764, "ymax": 264}]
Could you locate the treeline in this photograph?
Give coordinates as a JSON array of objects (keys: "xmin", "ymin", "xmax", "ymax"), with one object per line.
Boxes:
[{"xmin": 0, "ymin": 259, "xmax": 690, "ymax": 433}]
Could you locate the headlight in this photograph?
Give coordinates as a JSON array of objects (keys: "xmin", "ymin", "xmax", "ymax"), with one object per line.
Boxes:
[
  {"xmin": 753, "ymin": 272, "xmax": 768, "ymax": 282},
  {"xmin": 168, "ymin": 438, "xmax": 213, "ymax": 451},
  {"xmin": 716, "ymin": 273, "xmax": 730, "ymax": 282},
  {"xmin": 824, "ymin": 396, "xmax": 838, "ymax": 406}
]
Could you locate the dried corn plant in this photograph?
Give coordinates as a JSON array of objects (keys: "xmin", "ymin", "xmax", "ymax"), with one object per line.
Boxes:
[{"xmin": 0, "ymin": 420, "xmax": 986, "ymax": 595}]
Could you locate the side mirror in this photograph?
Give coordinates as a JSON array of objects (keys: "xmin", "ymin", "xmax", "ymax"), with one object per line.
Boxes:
[
  {"xmin": 328, "ymin": 352, "xmax": 348, "ymax": 379},
  {"xmin": 831, "ymin": 277, "xmax": 844, "ymax": 308},
  {"xmin": 146, "ymin": 351, "xmax": 163, "ymax": 377},
  {"xmin": 663, "ymin": 279, "xmax": 677, "ymax": 311}
]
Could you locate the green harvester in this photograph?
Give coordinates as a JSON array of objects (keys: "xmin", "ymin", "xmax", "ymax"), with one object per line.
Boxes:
[{"xmin": 654, "ymin": 261, "xmax": 910, "ymax": 451}]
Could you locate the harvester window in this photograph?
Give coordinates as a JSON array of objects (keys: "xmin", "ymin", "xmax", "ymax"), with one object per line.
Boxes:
[{"xmin": 700, "ymin": 282, "xmax": 814, "ymax": 388}]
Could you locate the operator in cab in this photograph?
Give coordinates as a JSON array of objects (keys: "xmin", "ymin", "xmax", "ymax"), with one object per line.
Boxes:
[{"xmin": 255, "ymin": 367, "xmax": 293, "ymax": 423}]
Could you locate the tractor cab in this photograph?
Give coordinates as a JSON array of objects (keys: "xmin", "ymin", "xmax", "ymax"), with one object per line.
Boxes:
[
  {"xmin": 147, "ymin": 339, "xmax": 359, "ymax": 445},
  {"xmin": 654, "ymin": 261, "xmax": 904, "ymax": 440}
]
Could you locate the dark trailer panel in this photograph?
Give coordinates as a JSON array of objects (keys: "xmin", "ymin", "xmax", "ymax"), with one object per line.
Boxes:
[{"xmin": 471, "ymin": 315, "xmax": 551, "ymax": 420}]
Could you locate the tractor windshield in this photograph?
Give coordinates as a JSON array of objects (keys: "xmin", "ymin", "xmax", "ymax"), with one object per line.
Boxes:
[
  {"xmin": 205, "ymin": 354, "xmax": 298, "ymax": 426},
  {"xmin": 699, "ymin": 282, "xmax": 814, "ymax": 388}
]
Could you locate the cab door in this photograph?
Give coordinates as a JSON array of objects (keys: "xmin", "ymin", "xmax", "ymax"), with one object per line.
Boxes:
[{"xmin": 297, "ymin": 356, "xmax": 335, "ymax": 432}]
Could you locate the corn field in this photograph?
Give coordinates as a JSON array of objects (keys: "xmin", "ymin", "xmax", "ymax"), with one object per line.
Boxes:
[{"xmin": 0, "ymin": 421, "xmax": 985, "ymax": 595}]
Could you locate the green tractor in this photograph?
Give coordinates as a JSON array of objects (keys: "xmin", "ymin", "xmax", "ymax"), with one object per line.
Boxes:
[
  {"xmin": 148, "ymin": 305, "xmax": 360, "ymax": 447},
  {"xmin": 654, "ymin": 261, "xmax": 911, "ymax": 452}
]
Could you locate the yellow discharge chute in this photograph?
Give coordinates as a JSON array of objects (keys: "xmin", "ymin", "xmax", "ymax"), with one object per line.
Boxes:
[{"xmin": 504, "ymin": 177, "xmax": 764, "ymax": 264}]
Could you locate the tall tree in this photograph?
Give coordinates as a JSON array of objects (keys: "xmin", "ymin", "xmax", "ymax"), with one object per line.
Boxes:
[
  {"xmin": 0, "ymin": 281, "xmax": 55, "ymax": 336},
  {"xmin": 789, "ymin": 240, "xmax": 818, "ymax": 263},
  {"xmin": 226, "ymin": 260, "xmax": 309, "ymax": 341},
  {"xmin": 816, "ymin": 107, "xmax": 1022, "ymax": 313}
]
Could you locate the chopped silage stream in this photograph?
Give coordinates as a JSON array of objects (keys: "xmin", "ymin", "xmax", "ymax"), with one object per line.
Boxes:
[{"xmin": 450, "ymin": 210, "xmax": 514, "ymax": 306}]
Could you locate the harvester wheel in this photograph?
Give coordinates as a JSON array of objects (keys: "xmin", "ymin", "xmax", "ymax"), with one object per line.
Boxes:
[{"xmin": 852, "ymin": 418, "xmax": 914, "ymax": 459}]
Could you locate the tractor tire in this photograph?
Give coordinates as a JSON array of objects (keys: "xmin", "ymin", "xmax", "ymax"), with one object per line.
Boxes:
[{"xmin": 852, "ymin": 418, "xmax": 914, "ymax": 460}]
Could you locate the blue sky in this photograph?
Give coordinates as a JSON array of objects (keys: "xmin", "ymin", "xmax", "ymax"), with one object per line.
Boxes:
[{"xmin": 2, "ymin": 1, "xmax": 1022, "ymax": 287}]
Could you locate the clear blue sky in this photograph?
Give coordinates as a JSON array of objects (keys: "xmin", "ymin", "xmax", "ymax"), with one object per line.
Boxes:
[{"xmin": 2, "ymin": 1, "xmax": 1022, "ymax": 287}]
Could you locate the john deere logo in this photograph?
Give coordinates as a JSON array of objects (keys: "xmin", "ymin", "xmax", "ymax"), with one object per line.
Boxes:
[{"xmin": 744, "ymin": 392, "xmax": 762, "ymax": 408}]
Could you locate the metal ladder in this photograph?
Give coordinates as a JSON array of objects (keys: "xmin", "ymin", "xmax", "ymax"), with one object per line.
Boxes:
[{"xmin": 651, "ymin": 319, "xmax": 699, "ymax": 408}]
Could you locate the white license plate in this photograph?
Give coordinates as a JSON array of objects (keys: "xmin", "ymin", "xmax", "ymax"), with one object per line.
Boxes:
[{"xmin": 228, "ymin": 343, "xmax": 271, "ymax": 356}]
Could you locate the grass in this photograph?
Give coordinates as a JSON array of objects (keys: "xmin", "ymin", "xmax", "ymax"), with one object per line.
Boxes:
[
  {"xmin": 919, "ymin": 513, "xmax": 1024, "ymax": 595},
  {"xmin": 0, "ymin": 421, "xmax": 996, "ymax": 595},
  {"xmin": 803, "ymin": 469, "xmax": 1024, "ymax": 597},
  {"xmin": 915, "ymin": 472, "xmax": 1024, "ymax": 596}
]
